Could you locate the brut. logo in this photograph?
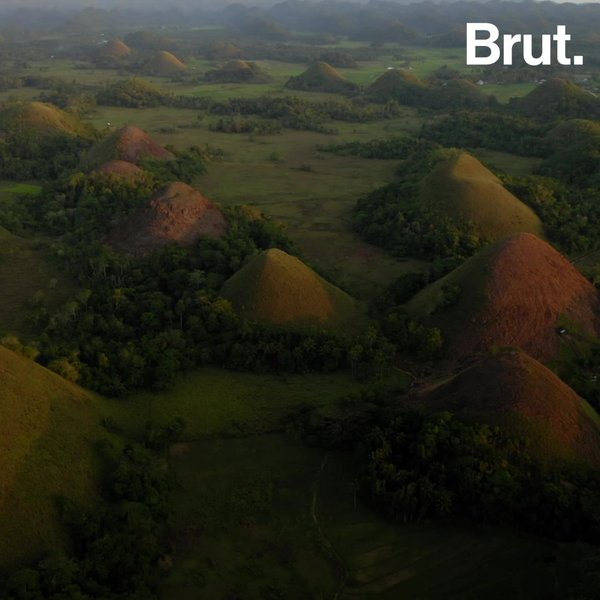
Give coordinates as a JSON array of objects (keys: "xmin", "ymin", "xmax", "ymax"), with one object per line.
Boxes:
[{"xmin": 466, "ymin": 23, "xmax": 584, "ymax": 66}]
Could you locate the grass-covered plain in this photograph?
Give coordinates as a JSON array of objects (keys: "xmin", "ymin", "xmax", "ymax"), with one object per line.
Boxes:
[
  {"xmin": 122, "ymin": 367, "xmax": 364, "ymax": 439},
  {"xmin": 164, "ymin": 434, "xmax": 580, "ymax": 600}
]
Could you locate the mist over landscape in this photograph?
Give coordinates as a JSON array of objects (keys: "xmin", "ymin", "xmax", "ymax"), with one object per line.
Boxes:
[{"xmin": 1, "ymin": 0, "xmax": 600, "ymax": 598}]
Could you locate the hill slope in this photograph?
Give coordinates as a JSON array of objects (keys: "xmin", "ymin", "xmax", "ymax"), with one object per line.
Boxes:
[
  {"xmin": 144, "ymin": 50, "xmax": 187, "ymax": 75},
  {"xmin": 86, "ymin": 125, "xmax": 174, "ymax": 167},
  {"xmin": 515, "ymin": 78, "xmax": 600, "ymax": 119},
  {"xmin": 420, "ymin": 350, "xmax": 600, "ymax": 466},
  {"xmin": 367, "ymin": 68, "xmax": 428, "ymax": 104},
  {"xmin": 419, "ymin": 152, "xmax": 544, "ymax": 243},
  {"xmin": 0, "ymin": 101, "xmax": 94, "ymax": 139},
  {"xmin": 98, "ymin": 38, "xmax": 131, "ymax": 59},
  {"xmin": 221, "ymin": 248, "xmax": 364, "ymax": 328},
  {"xmin": 108, "ymin": 182, "xmax": 228, "ymax": 255},
  {"xmin": 408, "ymin": 233, "xmax": 600, "ymax": 362},
  {"xmin": 94, "ymin": 159, "xmax": 145, "ymax": 179},
  {"xmin": 285, "ymin": 61, "xmax": 357, "ymax": 93},
  {"xmin": 204, "ymin": 59, "xmax": 272, "ymax": 83},
  {"xmin": 0, "ymin": 347, "xmax": 104, "ymax": 567}
]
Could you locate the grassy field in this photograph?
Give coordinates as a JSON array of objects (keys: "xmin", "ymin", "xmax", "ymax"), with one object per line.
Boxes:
[
  {"xmin": 85, "ymin": 105, "xmax": 427, "ymax": 299},
  {"xmin": 163, "ymin": 433, "xmax": 581, "ymax": 600},
  {"xmin": 121, "ymin": 367, "xmax": 365, "ymax": 439}
]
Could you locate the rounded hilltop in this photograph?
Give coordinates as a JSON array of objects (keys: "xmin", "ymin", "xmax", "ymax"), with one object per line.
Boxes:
[
  {"xmin": 285, "ymin": 61, "xmax": 357, "ymax": 93},
  {"xmin": 367, "ymin": 68, "xmax": 428, "ymax": 104},
  {"xmin": 204, "ymin": 60, "xmax": 272, "ymax": 83},
  {"xmin": 108, "ymin": 181, "xmax": 228, "ymax": 256},
  {"xmin": 97, "ymin": 38, "xmax": 131, "ymax": 59},
  {"xmin": 94, "ymin": 159, "xmax": 145, "ymax": 180},
  {"xmin": 86, "ymin": 124, "xmax": 174, "ymax": 167},
  {"xmin": 143, "ymin": 50, "xmax": 187, "ymax": 75},
  {"xmin": 515, "ymin": 78, "xmax": 600, "ymax": 119},
  {"xmin": 0, "ymin": 101, "xmax": 95, "ymax": 139},
  {"xmin": 408, "ymin": 233, "xmax": 600, "ymax": 362},
  {"xmin": 420, "ymin": 350, "xmax": 600, "ymax": 467},
  {"xmin": 220, "ymin": 248, "xmax": 365, "ymax": 329},
  {"xmin": 419, "ymin": 151, "xmax": 543, "ymax": 244}
]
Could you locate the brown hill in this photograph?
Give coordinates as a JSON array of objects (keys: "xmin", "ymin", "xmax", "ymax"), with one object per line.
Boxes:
[
  {"xmin": 94, "ymin": 160, "xmax": 144, "ymax": 179},
  {"xmin": 108, "ymin": 182, "xmax": 228, "ymax": 255},
  {"xmin": 86, "ymin": 125, "xmax": 174, "ymax": 167},
  {"xmin": 407, "ymin": 233, "xmax": 600, "ymax": 362},
  {"xmin": 98, "ymin": 38, "xmax": 131, "ymax": 59},
  {"xmin": 220, "ymin": 248, "xmax": 364, "ymax": 329},
  {"xmin": 144, "ymin": 50, "xmax": 187, "ymax": 75},
  {"xmin": 420, "ymin": 350, "xmax": 600, "ymax": 466}
]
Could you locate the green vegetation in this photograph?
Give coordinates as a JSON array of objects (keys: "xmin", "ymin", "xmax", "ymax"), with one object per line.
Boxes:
[
  {"xmin": 285, "ymin": 61, "xmax": 358, "ymax": 94},
  {"xmin": 353, "ymin": 148, "xmax": 542, "ymax": 261},
  {"xmin": 221, "ymin": 248, "xmax": 366, "ymax": 329},
  {"xmin": 2, "ymin": 4, "xmax": 600, "ymax": 597}
]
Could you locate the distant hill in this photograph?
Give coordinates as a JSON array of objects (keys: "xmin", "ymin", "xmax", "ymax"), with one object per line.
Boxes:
[
  {"xmin": 514, "ymin": 78, "xmax": 600, "ymax": 120},
  {"xmin": 0, "ymin": 346, "xmax": 105, "ymax": 567},
  {"xmin": 204, "ymin": 60, "xmax": 272, "ymax": 83},
  {"xmin": 143, "ymin": 50, "xmax": 187, "ymax": 76},
  {"xmin": 419, "ymin": 152, "xmax": 543, "ymax": 244},
  {"xmin": 539, "ymin": 119, "xmax": 600, "ymax": 186},
  {"xmin": 428, "ymin": 78, "xmax": 493, "ymax": 110},
  {"xmin": 285, "ymin": 61, "xmax": 357, "ymax": 94},
  {"xmin": 85, "ymin": 125, "xmax": 174, "ymax": 167},
  {"xmin": 0, "ymin": 101, "xmax": 95, "ymax": 139},
  {"xmin": 420, "ymin": 350, "xmax": 600, "ymax": 467},
  {"xmin": 367, "ymin": 69, "xmax": 428, "ymax": 105},
  {"xmin": 221, "ymin": 248, "xmax": 364, "ymax": 328},
  {"xmin": 96, "ymin": 77, "xmax": 171, "ymax": 108},
  {"xmin": 205, "ymin": 41, "xmax": 243, "ymax": 60},
  {"xmin": 407, "ymin": 233, "xmax": 600, "ymax": 362},
  {"xmin": 97, "ymin": 38, "xmax": 131, "ymax": 60},
  {"xmin": 108, "ymin": 182, "xmax": 228, "ymax": 256}
]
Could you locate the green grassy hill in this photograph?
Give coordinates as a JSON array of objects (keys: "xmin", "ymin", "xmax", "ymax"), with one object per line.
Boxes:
[
  {"xmin": 0, "ymin": 347, "xmax": 107, "ymax": 568},
  {"xmin": 419, "ymin": 152, "xmax": 544, "ymax": 243},
  {"xmin": 367, "ymin": 68, "xmax": 428, "ymax": 104},
  {"xmin": 285, "ymin": 61, "xmax": 357, "ymax": 94},
  {"xmin": 515, "ymin": 78, "xmax": 600, "ymax": 119},
  {"xmin": 221, "ymin": 248, "xmax": 365, "ymax": 329},
  {"xmin": 429, "ymin": 78, "xmax": 492, "ymax": 109},
  {"xmin": 0, "ymin": 101, "xmax": 95, "ymax": 139},
  {"xmin": 204, "ymin": 60, "xmax": 272, "ymax": 83}
]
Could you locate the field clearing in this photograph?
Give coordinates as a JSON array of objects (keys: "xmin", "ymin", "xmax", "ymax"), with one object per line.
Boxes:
[
  {"xmin": 122, "ymin": 367, "xmax": 363, "ymax": 439},
  {"xmin": 472, "ymin": 148, "xmax": 542, "ymax": 177},
  {"xmin": 163, "ymin": 433, "xmax": 581, "ymax": 600},
  {"xmin": 483, "ymin": 82, "xmax": 537, "ymax": 103}
]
